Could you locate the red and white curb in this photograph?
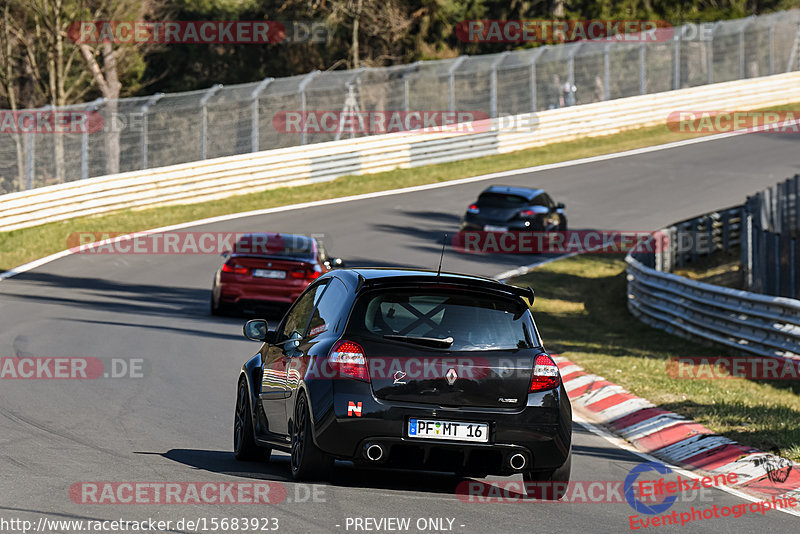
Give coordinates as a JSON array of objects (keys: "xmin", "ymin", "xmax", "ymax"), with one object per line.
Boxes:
[{"xmin": 555, "ymin": 355, "xmax": 800, "ymax": 502}]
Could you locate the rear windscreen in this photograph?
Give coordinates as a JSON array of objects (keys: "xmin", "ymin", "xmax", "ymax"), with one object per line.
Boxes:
[
  {"xmin": 233, "ymin": 234, "xmax": 315, "ymax": 259},
  {"xmin": 350, "ymin": 289, "xmax": 537, "ymax": 351},
  {"xmin": 476, "ymin": 193, "xmax": 528, "ymax": 208}
]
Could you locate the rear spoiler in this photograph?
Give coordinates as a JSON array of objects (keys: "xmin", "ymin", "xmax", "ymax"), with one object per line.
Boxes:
[{"xmin": 357, "ymin": 276, "xmax": 535, "ymax": 305}]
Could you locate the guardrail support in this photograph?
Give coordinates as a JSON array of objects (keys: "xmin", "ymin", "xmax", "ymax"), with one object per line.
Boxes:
[
  {"xmin": 82, "ymin": 98, "xmax": 105, "ymax": 179},
  {"xmin": 250, "ymin": 78, "xmax": 274, "ymax": 153},
  {"xmin": 140, "ymin": 93, "xmax": 164, "ymax": 170},
  {"xmin": 528, "ymin": 47, "xmax": 548, "ymax": 112},
  {"xmin": 489, "ymin": 52, "xmax": 509, "ymax": 118},
  {"xmin": 298, "ymin": 71, "xmax": 319, "ymax": 145},
  {"xmin": 604, "ymin": 44, "xmax": 611, "ymax": 99},
  {"xmin": 448, "ymin": 56, "xmax": 468, "ymax": 112},
  {"xmin": 200, "ymin": 84, "xmax": 223, "ymax": 160}
]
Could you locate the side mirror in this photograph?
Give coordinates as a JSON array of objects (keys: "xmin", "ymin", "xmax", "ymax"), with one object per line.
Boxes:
[
  {"xmin": 221, "ymin": 250, "xmax": 230, "ymax": 258},
  {"xmin": 243, "ymin": 319, "xmax": 273, "ymax": 342},
  {"xmin": 556, "ymin": 202, "xmax": 565, "ymax": 210}
]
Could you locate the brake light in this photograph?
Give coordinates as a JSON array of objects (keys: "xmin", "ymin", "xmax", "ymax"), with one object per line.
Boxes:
[
  {"xmin": 328, "ymin": 340, "xmax": 369, "ymax": 381},
  {"xmin": 291, "ymin": 269, "xmax": 322, "ymax": 280},
  {"xmin": 530, "ymin": 353, "xmax": 560, "ymax": 392},
  {"xmin": 519, "ymin": 209, "xmax": 535, "ymax": 217},
  {"xmin": 222, "ymin": 262, "xmax": 248, "ymax": 274},
  {"xmin": 467, "ymin": 204, "xmax": 480, "ymax": 214}
]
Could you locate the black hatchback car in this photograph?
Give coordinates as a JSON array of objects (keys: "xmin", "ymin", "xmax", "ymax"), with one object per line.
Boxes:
[
  {"xmin": 234, "ymin": 268, "xmax": 572, "ymax": 491},
  {"xmin": 460, "ymin": 185, "xmax": 567, "ymax": 232}
]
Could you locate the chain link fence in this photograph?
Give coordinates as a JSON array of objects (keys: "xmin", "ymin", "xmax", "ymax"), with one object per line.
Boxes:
[{"xmin": 2, "ymin": 10, "xmax": 800, "ymax": 195}]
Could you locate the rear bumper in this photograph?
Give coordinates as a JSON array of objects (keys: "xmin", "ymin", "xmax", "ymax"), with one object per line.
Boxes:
[
  {"xmin": 311, "ymin": 381, "xmax": 572, "ymax": 475},
  {"xmin": 217, "ymin": 280, "xmax": 307, "ymax": 305}
]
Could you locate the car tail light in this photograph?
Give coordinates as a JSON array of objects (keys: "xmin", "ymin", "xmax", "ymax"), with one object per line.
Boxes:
[
  {"xmin": 467, "ymin": 204, "xmax": 480, "ymax": 214},
  {"xmin": 530, "ymin": 353, "xmax": 560, "ymax": 392},
  {"xmin": 328, "ymin": 340, "xmax": 369, "ymax": 381},
  {"xmin": 222, "ymin": 262, "xmax": 248, "ymax": 274},
  {"xmin": 519, "ymin": 209, "xmax": 535, "ymax": 217},
  {"xmin": 290, "ymin": 269, "xmax": 321, "ymax": 280}
]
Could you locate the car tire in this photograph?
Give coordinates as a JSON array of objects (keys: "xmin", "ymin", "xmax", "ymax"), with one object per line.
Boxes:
[
  {"xmin": 290, "ymin": 393, "xmax": 332, "ymax": 481},
  {"xmin": 234, "ymin": 379, "xmax": 270, "ymax": 461},
  {"xmin": 211, "ymin": 293, "xmax": 232, "ymax": 316},
  {"xmin": 557, "ymin": 218, "xmax": 568, "ymax": 232},
  {"xmin": 522, "ymin": 451, "xmax": 571, "ymax": 500}
]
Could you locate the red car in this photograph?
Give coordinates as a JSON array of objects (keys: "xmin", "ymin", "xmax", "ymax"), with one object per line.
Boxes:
[{"xmin": 211, "ymin": 233, "xmax": 343, "ymax": 316}]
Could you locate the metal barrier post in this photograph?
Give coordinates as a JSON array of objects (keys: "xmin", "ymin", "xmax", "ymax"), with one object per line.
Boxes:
[
  {"xmin": 739, "ymin": 17, "xmax": 754, "ymax": 79},
  {"xmin": 707, "ymin": 21, "xmax": 722, "ymax": 84},
  {"xmin": 489, "ymin": 52, "xmax": 509, "ymax": 118},
  {"xmin": 25, "ymin": 129, "xmax": 34, "ymax": 190},
  {"xmin": 82, "ymin": 98, "xmax": 105, "ymax": 179},
  {"xmin": 140, "ymin": 93, "xmax": 163, "ymax": 170},
  {"xmin": 639, "ymin": 42, "xmax": 646, "ymax": 94},
  {"xmin": 604, "ymin": 43, "xmax": 611, "ymax": 99},
  {"xmin": 200, "ymin": 84, "xmax": 223, "ymax": 159},
  {"xmin": 250, "ymin": 77, "xmax": 274, "ymax": 153},
  {"xmin": 298, "ymin": 71, "xmax": 319, "ymax": 145},
  {"xmin": 528, "ymin": 47, "xmax": 547, "ymax": 112},
  {"xmin": 448, "ymin": 56, "xmax": 468, "ymax": 112}
]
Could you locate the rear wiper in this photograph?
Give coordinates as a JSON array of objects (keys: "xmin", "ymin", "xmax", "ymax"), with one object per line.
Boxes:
[{"xmin": 383, "ymin": 335, "xmax": 454, "ymax": 348}]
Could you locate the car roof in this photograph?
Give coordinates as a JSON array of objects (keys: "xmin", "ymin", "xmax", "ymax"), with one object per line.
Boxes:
[
  {"xmin": 481, "ymin": 185, "xmax": 544, "ymax": 200},
  {"xmin": 328, "ymin": 268, "xmax": 534, "ymax": 302}
]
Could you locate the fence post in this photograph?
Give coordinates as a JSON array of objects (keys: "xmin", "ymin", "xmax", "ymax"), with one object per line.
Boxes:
[
  {"xmin": 528, "ymin": 46, "xmax": 547, "ymax": 112},
  {"xmin": 25, "ymin": 129, "xmax": 35, "ymax": 190},
  {"xmin": 774, "ymin": 233, "xmax": 781, "ymax": 296},
  {"xmin": 139, "ymin": 93, "xmax": 164, "ymax": 170},
  {"xmin": 298, "ymin": 71, "xmax": 319, "ymax": 146},
  {"xmin": 567, "ymin": 44, "xmax": 581, "ymax": 105},
  {"xmin": 739, "ymin": 18, "xmax": 754, "ymax": 79},
  {"xmin": 707, "ymin": 21, "xmax": 722, "ymax": 84},
  {"xmin": 489, "ymin": 52, "xmax": 509, "ymax": 118},
  {"xmin": 769, "ymin": 25, "xmax": 775, "ymax": 75},
  {"xmin": 448, "ymin": 56, "xmax": 468, "ymax": 112},
  {"xmin": 604, "ymin": 43, "xmax": 611, "ymax": 99},
  {"xmin": 250, "ymin": 77, "xmax": 273, "ymax": 153},
  {"xmin": 200, "ymin": 84, "xmax": 223, "ymax": 160},
  {"xmin": 673, "ymin": 26, "xmax": 684, "ymax": 90},
  {"xmin": 639, "ymin": 42, "xmax": 646, "ymax": 94},
  {"xmin": 791, "ymin": 238, "xmax": 796, "ymax": 299},
  {"xmin": 402, "ymin": 62, "xmax": 421, "ymax": 113},
  {"xmin": 81, "ymin": 98, "xmax": 105, "ymax": 179}
]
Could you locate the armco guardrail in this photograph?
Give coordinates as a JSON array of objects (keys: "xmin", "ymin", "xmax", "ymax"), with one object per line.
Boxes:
[
  {"xmin": 626, "ymin": 256, "xmax": 800, "ymax": 361},
  {"xmin": 627, "ymin": 207, "xmax": 800, "ymax": 363},
  {"xmin": 2, "ymin": 71, "xmax": 800, "ymax": 232}
]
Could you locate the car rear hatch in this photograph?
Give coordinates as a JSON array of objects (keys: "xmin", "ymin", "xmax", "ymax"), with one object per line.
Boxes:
[
  {"xmin": 345, "ymin": 285, "xmax": 538, "ymax": 409},
  {"xmin": 474, "ymin": 193, "xmax": 529, "ymax": 223}
]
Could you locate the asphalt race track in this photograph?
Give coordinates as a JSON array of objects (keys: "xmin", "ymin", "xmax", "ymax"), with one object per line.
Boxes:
[{"xmin": 1, "ymin": 133, "xmax": 799, "ymax": 533}]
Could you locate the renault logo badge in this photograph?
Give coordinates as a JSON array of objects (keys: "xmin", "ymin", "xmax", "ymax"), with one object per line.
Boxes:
[{"xmin": 445, "ymin": 368, "xmax": 458, "ymax": 385}]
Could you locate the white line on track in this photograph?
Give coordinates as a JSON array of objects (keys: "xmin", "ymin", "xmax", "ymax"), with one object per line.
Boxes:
[{"xmin": 573, "ymin": 413, "xmax": 800, "ymax": 517}]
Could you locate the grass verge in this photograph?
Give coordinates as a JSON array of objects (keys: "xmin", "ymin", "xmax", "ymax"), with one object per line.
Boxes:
[
  {"xmin": 4, "ymin": 100, "xmax": 800, "ymax": 272},
  {"xmin": 512, "ymin": 254, "xmax": 800, "ymax": 462}
]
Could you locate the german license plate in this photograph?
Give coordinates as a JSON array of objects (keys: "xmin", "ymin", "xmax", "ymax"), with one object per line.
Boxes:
[
  {"xmin": 407, "ymin": 418, "xmax": 489, "ymax": 443},
  {"xmin": 483, "ymin": 225, "xmax": 508, "ymax": 232},
  {"xmin": 252, "ymin": 269, "xmax": 286, "ymax": 279}
]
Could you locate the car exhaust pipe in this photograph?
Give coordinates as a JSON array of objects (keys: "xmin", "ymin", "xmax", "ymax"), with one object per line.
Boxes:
[
  {"xmin": 365, "ymin": 444, "xmax": 384, "ymax": 462},
  {"xmin": 509, "ymin": 453, "xmax": 527, "ymax": 470}
]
